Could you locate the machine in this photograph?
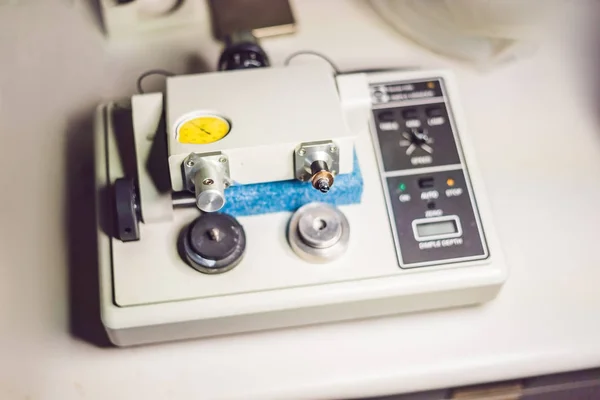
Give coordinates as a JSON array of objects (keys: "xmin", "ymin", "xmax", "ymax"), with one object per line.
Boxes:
[{"xmin": 94, "ymin": 38, "xmax": 507, "ymax": 346}]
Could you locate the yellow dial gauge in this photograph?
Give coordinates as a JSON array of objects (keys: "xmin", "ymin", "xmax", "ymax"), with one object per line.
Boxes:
[{"xmin": 177, "ymin": 114, "xmax": 230, "ymax": 144}]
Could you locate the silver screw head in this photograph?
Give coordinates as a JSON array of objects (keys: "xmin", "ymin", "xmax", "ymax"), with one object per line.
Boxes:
[
  {"xmin": 329, "ymin": 145, "xmax": 337, "ymax": 153},
  {"xmin": 203, "ymin": 178, "xmax": 214, "ymax": 185},
  {"xmin": 208, "ymin": 227, "xmax": 222, "ymax": 242},
  {"xmin": 316, "ymin": 178, "xmax": 330, "ymax": 193},
  {"xmin": 298, "ymin": 148, "xmax": 306, "ymax": 156},
  {"xmin": 186, "ymin": 159, "xmax": 195, "ymax": 167},
  {"xmin": 219, "ymin": 156, "xmax": 227, "ymax": 163}
]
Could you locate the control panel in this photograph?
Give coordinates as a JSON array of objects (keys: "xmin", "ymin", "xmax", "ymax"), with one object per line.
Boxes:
[{"xmin": 369, "ymin": 78, "xmax": 488, "ymax": 268}]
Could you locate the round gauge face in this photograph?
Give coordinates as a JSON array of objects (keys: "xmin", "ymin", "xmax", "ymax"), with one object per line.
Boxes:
[{"xmin": 177, "ymin": 115, "xmax": 230, "ymax": 145}]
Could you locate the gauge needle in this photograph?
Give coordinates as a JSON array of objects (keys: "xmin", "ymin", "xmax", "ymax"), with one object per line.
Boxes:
[{"xmin": 192, "ymin": 122, "xmax": 211, "ymax": 135}]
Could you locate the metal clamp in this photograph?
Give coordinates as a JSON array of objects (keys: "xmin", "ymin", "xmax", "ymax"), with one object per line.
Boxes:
[
  {"xmin": 294, "ymin": 140, "xmax": 339, "ymax": 193},
  {"xmin": 182, "ymin": 152, "xmax": 232, "ymax": 212}
]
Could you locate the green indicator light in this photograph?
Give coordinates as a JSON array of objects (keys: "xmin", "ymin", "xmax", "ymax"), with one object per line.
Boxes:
[{"xmin": 398, "ymin": 183, "xmax": 407, "ymax": 191}]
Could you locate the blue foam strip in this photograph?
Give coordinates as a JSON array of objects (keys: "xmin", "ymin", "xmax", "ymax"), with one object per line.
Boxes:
[{"xmin": 221, "ymin": 153, "xmax": 364, "ymax": 217}]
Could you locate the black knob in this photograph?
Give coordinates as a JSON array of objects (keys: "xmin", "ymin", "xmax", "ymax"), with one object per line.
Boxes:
[
  {"xmin": 219, "ymin": 31, "xmax": 269, "ymax": 71},
  {"xmin": 218, "ymin": 31, "xmax": 270, "ymax": 71},
  {"xmin": 400, "ymin": 128, "xmax": 434, "ymax": 155},
  {"xmin": 218, "ymin": 42, "xmax": 269, "ymax": 70},
  {"xmin": 409, "ymin": 128, "xmax": 432, "ymax": 146},
  {"xmin": 114, "ymin": 177, "xmax": 140, "ymax": 242},
  {"xmin": 182, "ymin": 213, "xmax": 246, "ymax": 274}
]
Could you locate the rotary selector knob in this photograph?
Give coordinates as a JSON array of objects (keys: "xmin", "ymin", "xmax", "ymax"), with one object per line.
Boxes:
[{"xmin": 399, "ymin": 128, "xmax": 434, "ymax": 155}]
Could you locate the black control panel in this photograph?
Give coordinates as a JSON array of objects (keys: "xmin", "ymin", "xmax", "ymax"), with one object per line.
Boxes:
[
  {"xmin": 369, "ymin": 78, "xmax": 488, "ymax": 268},
  {"xmin": 373, "ymin": 103, "xmax": 461, "ymax": 171}
]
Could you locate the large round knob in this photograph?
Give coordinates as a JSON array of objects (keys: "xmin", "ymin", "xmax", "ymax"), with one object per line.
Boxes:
[
  {"xmin": 287, "ymin": 203, "xmax": 350, "ymax": 264},
  {"xmin": 182, "ymin": 213, "xmax": 246, "ymax": 274}
]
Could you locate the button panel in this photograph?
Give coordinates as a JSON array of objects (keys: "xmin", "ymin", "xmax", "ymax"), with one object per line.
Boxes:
[
  {"xmin": 369, "ymin": 78, "xmax": 488, "ymax": 268},
  {"xmin": 386, "ymin": 171, "xmax": 485, "ymax": 265},
  {"xmin": 373, "ymin": 102, "xmax": 460, "ymax": 171}
]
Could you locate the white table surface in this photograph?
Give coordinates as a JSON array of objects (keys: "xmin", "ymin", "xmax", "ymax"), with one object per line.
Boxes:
[{"xmin": 2, "ymin": 1, "xmax": 600, "ymax": 399}]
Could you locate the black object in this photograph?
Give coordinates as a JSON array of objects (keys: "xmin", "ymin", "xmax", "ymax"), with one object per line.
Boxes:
[
  {"xmin": 402, "ymin": 108, "xmax": 419, "ymax": 120},
  {"xmin": 218, "ymin": 33, "xmax": 270, "ymax": 71},
  {"xmin": 183, "ymin": 213, "xmax": 246, "ymax": 274},
  {"xmin": 377, "ymin": 111, "xmax": 395, "ymax": 122},
  {"xmin": 408, "ymin": 128, "xmax": 431, "ymax": 147},
  {"xmin": 426, "ymin": 106, "xmax": 444, "ymax": 118},
  {"xmin": 114, "ymin": 178, "xmax": 140, "ymax": 242},
  {"xmin": 418, "ymin": 177, "xmax": 435, "ymax": 189},
  {"xmin": 369, "ymin": 77, "xmax": 488, "ymax": 268}
]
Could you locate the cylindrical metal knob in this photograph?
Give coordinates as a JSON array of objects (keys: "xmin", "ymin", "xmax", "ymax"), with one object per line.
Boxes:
[
  {"xmin": 194, "ymin": 176, "xmax": 225, "ymax": 213},
  {"xmin": 191, "ymin": 158, "xmax": 227, "ymax": 213}
]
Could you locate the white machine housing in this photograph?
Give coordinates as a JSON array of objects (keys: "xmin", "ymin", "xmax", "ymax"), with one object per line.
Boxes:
[
  {"xmin": 166, "ymin": 65, "xmax": 355, "ymax": 190},
  {"xmin": 95, "ymin": 67, "xmax": 507, "ymax": 346}
]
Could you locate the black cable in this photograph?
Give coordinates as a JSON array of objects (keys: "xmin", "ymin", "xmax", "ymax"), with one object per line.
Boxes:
[
  {"xmin": 136, "ymin": 69, "xmax": 176, "ymax": 94},
  {"xmin": 283, "ymin": 51, "xmax": 341, "ymax": 75}
]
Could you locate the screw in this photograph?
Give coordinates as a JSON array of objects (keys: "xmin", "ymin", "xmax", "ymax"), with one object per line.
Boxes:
[
  {"xmin": 208, "ymin": 227, "xmax": 221, "ymax": 242},
  {"xmin": 203, "ymin": 178, "xmax": 214, "ymax": 185},
  {"xmin": 329, "ymin": 145, "xmax": 337, "ymax": 153},
  {"xmin": 219, "ymin": 156, "xmax": 227, "ymax": 163},
  {"xmin": 223, "ymin": 180, "xmax": 230, "ymax": 188},
  {"xmin": 298, "ymin": 148, "xmax": 306, "ymax": 156},
  {"xmin": 316, "ymin": 178, "xmax": 330, "ymax": 193},
  {"xmin": 186, "ymin": 159, "xmax": 195, "ymax": 167}
]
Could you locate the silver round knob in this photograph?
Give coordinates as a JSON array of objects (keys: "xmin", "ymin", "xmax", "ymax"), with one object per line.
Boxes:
[
  {"xmin": 288, "ymin": 203, "xmax": 350, "ymax": 263},
  {"xmin": 193, "ymin": 167, "xmax": 226, "ymax": 212},
  {"xmin": 297, "ymin": 207, "xmax": 343, "ymax": 249},
  {"xmin": 196, "ymin": 189, "xmax": 225, "ymax": 213}
]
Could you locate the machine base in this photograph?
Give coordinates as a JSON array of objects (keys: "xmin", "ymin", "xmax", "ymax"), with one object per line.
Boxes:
[{"xmin": 95, "ymin": 69, "xmax": 507, "ymax": 347}]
